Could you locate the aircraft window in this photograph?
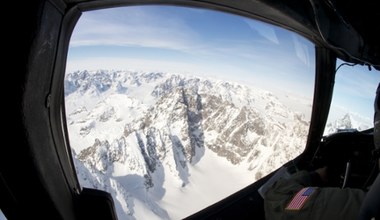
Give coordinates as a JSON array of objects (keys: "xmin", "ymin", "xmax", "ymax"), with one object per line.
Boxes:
[
  {"xmin": 64, "ymin": 5, "xmax": 315, "ymax": 219},
  {"xmin": 0, "ymin": 209, "xmax": 7, "ymax": 220},
  {"xmin": 324, "ymin": 59, "xmax": 380, "ymax": 135}
]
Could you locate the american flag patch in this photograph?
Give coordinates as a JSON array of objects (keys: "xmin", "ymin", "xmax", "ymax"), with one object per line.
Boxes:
[{"xmin": 285, "ymin": 187, "xmax": 315, "ymax": 211}]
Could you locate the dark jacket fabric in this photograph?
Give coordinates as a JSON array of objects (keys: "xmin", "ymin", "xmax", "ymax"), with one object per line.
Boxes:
[{"xmin": 264, "ymin": 171, "xmax": 366, "ymax": 220}]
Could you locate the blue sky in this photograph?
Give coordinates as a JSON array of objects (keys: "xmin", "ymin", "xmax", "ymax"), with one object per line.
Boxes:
[
  {"xmin": 67, "ymin": 5, "xmax": 379, "ymax": 118},
  {"xmin": 331, "ymin": 60, "xmax": 379, "ymax": 118}
]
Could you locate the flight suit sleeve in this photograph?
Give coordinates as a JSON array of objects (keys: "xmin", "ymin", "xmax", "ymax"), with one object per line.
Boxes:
[
  {"xmin": 263, "ymin": 170, "xmax": 366, "ymax": 220},
  {"xmin": 263, "ymin": 171, "xmax": 317, "ymax": 220}
]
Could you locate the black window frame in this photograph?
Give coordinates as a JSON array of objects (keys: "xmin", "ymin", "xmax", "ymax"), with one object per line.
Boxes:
[{"xmin": 8, "ymin": 0, "xmax": 360, "ymax": 219}]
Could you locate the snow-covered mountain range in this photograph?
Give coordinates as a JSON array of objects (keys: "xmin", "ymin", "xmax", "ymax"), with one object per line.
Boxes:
[
  {"xmin": 324, "ymin": 111, "xmax": 372, "ymax": 135},
  {"xmin": 65, "ymin": 69, "xmax": 369, "ymax": 219}
]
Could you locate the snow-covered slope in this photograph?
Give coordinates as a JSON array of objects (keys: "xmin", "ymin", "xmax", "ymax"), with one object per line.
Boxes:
[
  {"xmin": 324, "ymin": 106, "xmax": 373, "ymax": 135},
  {"xmin": 65, "ymin": 70, "xmax": 311, "ymax": 219}
]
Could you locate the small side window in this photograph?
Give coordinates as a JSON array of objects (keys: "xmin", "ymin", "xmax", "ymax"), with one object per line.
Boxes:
[
  {"xmin": 324, "ymin": 59, "xmax": 380, "ymax": 135},
  {"xmin": 0, "ymin": 209, "xmax": 7, "ymax": 220}
]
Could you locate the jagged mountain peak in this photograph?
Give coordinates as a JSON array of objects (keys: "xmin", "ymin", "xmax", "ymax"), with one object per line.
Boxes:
[
  {"xmin": 65, "ymin": 70, "xmax": 167, "ymax": 96},
  {"xmin": 324, "ymin": 112, "xmax": 371, "ymax": 135}
]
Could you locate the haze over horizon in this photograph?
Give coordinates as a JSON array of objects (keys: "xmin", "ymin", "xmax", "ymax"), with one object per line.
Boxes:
[{"xmin": 66, "ymin": 5, "xmax": 378, "ymax": 133}]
